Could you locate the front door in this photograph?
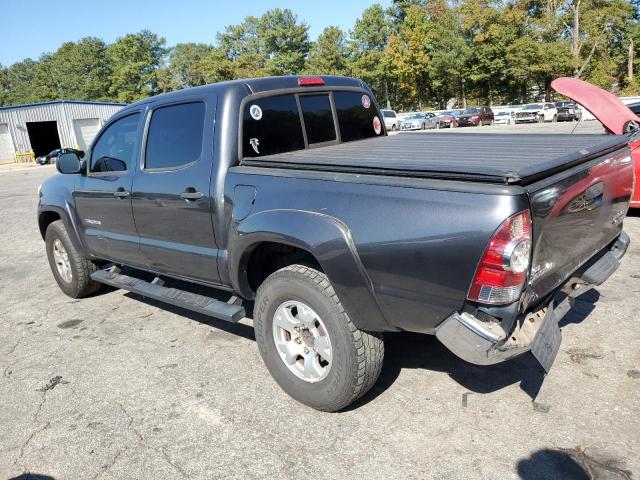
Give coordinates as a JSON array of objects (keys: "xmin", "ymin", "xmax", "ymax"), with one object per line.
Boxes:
[
  {"xmin": 74, "ymin": 112, "xmax": 143, "ymax": 266},
  {"xmin": 131, "ymin": 98, "xmax": 220, "ymax": 284}
]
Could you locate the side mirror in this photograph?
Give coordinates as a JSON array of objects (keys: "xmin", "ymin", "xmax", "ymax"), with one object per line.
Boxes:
[{"xmin": 56, "ymin": 152, "xmax": 82, "ymax": 174}]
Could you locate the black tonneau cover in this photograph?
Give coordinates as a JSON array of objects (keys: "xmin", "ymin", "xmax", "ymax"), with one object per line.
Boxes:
[{"xmin": 242, "ymin": 133, "xmax": 628, "ymax": 185}]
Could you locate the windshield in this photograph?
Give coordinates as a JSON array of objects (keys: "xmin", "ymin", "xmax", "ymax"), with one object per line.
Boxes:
[
  {"xmin": 406, "ymin": 114, "xmax": 423, "ymax": 120},
  {"xmin": 524, "ymin": 104, "xmax": 542, "ymax": 110},
  {"xmin": 495, "ymin": 111, "xmax": 509, "ymax": 116},
  {"xmin": 463, "ymin": 108, "xmax": 480, "ymax": 114}
]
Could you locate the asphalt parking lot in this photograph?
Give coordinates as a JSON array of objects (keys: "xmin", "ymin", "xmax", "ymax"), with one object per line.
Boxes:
[{"xmin": 1, "ymin": 122, "xmax": 639, "ymax": 479}]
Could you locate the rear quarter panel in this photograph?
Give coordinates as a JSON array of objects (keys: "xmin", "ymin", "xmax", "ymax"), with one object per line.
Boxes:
[{"xmin": 226, "ymin": 167, "xmax": 527, "ymax": 333}]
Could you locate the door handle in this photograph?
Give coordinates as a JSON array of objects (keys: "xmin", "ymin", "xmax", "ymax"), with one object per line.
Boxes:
[
  {"xmin": 180, "ymin": 190, "xmax": 203, "ymax": 201},
  {"xmin": 113, "ymin": 188, "xmax": 130, "ymax": 198}
]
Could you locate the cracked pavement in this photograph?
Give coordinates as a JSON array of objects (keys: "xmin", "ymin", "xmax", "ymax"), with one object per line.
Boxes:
[{"xmin": 1, "ymin": 142, "xmax": 639, "ymax": 479}]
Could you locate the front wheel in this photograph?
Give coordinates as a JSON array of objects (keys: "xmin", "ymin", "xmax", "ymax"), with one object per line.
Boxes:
[
  {"xmin": 254, "ymin": 265, "xmax": 384, "ymax": 412},
  {"xmin": 45, "ymin": 220, "xmax": 101, "ymax": 298}
]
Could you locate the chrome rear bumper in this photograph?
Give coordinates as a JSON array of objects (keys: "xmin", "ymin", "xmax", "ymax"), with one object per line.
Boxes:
[{"xmin": 435, "ymin": 230, "xmax": 629, "ymax": 368}]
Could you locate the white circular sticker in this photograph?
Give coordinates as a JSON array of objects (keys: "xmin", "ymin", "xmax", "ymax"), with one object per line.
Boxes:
[
  {"xmin": 361, "ymin": 94, "xmax": 371, "ymax": 109},
  {"xmin": 373, "ymin": 115, "xmax": 382, "ymax": 135},
  {"xmin": 249, "ymin": 104, "xmax": 263, "ymax": 120}
]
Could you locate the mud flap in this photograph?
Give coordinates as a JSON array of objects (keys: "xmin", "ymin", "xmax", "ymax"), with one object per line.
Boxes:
[{"xmin": 531, "ymin": 304, "xmax": 562, "ymax": 372}]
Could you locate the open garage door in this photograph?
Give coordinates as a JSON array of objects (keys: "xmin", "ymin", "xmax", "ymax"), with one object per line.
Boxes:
[
  {"xmin": 0, "ymin": 124, "xmax": 16, "ymax": 164},
  {"xmin": 26, "ymin": 121, "xmax": 61, "ymax": 158},
  {"xmin": 73, "ymin": 118, "xmax": 101, "ymax": 151}
]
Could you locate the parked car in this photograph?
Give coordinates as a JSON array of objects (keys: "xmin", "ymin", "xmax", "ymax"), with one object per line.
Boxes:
[
  {"xmin": 36, "ymin": 148, "xmax": 84, "ymax": 165},
  {"xmin": 493, "ymin": 110, "xmax": 514, "ymax": 125},
  {"xmin": 38, "ymin": 75, "xmax": 633, "ymax": 412},
  {"xmin": 456, "ymin": 106, "xmax": 494, "ymax": 127},
  {"xmin": 552, "ymin": 76, "xmax": 640, "ymax": 209},
  {"xmin": 515, "ymin": 102, "xmax": 558, "ymax": 123},
  {"xmin": 401, "ymin": 112, "xmax": 439, "ymax": 130},
  {"xmin": 555, "ymin": 101, "xmax": 581, "ymax": 122},
  {"xmin": 436, "ymin": 110, "xmax": 460, "ymax": 128},
  {"xmin": 381, "ymin": 109, "xmax": 399, "ymax": 131},
  {"xmin": 627, "ymin": 101, "xmax": 640, "ymax": 117}
]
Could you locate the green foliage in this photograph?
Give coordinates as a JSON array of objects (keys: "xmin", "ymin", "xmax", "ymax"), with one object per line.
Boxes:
[
  {"xmin": 306, "ymin": 27, "xmax": 350, "ymax": 75},
  {"xmin": 2, "ymin": 3, "xmax": 638, "ymax": 108},
  {"xmin": 106, "ymin": 30, "xmax": 167, "ymax": 103}
]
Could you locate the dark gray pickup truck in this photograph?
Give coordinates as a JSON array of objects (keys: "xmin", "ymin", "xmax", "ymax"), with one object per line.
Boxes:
[{"xmin": 38, "ymin": 75, "xmax": 634, "ymax": 411}]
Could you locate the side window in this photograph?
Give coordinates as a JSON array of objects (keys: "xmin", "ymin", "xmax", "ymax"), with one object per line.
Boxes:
[
  {"xmin": 334, "ymin": 92, "xmax": 381, "ymax": 142},
  {"xmin": 145, "ymin": 102, "xmax": 205, "ymax": 170},
  {"xmin": 91, "ymin": 113, "xmax": 140, "ymax": 173},
  {"xmin": 299, "ymin": 94, "xmax": 336, "ymax": 145},
  {"xmin": 242, "ymin": 94, "xmax": 304, "ymax": 157}
]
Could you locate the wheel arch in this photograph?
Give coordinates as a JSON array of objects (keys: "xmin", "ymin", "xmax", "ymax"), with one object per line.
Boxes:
[{"xmin": 229, "ymin": 209, "xmax": 391, "ymax": 331}]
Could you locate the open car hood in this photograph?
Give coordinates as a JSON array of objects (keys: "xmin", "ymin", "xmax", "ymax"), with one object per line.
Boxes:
[{"xmin": 551, "ymin": 77, "xmax": 639, "ymax": 135}]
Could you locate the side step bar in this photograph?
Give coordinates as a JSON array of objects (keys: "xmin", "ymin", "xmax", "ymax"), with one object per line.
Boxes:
[{"xmin": 91, "ymin": 269, "xmax": 245, "ymax": 322}]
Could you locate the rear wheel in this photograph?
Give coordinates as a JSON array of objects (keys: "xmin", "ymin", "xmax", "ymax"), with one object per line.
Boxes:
[
  {"xmin": 537, "ymin": 115, "xmax": 544, "ymax": 123},
  {"xmin": 254, "ymin": 265, "xmax": 384, "ymax": 412},
  {"xmin": 45, "ymin": 220, "xmax": 101, "ymax": 298}
]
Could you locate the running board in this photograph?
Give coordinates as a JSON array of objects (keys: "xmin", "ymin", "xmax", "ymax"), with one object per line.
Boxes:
[{"xmin": 91, "ymin": 270, "xmax": 245, "ymax": 322}]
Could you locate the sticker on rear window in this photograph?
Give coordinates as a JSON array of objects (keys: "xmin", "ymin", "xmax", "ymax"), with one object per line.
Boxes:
[
  {"xmin": 249, "ymin": 138, "xmax": 260, "ymax": 154},
  {"xmin": 373, "ymin": 116, "xmax": 382, "ymax": 135},
  {"xmin": 361, "ymin": 95, "xmax": 371, "ymax": 109},
  {"xmin": 249, "ymin": 105, "xmax": 263, "ymax": 120}
]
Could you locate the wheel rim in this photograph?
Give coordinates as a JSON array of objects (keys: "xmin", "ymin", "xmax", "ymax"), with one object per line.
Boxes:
[
  {"xmin": 272, "ymin": 300, "xmax": 332, "ymax": 383},
  {"xmin": 52, "ymin": 238, "xmax": 72, "ymax": 283}
]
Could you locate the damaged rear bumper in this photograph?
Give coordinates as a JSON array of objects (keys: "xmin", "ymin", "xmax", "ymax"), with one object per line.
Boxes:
[{"xmin": 435, "ymin": 230, "xmax": 629, "ymax": 370}]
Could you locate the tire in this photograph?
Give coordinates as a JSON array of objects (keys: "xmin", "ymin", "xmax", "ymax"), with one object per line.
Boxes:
[
  {"xmin": 45, "ymin": 220, "xmax": 101, "ymax": 298},
  {"xmin": 391, "ymin": 124, "xmax": 397, "ymax": 131},
  {"xmin": 254, "ymin": 265, "xmax": 384, "ymax": 412},
  {"xmin": 537, "ymin": 115, "xmax": 544, "ymax": 123},
  {"xmin": 552, "ymin": 114, "xmax": 558, "ymax": 123}
]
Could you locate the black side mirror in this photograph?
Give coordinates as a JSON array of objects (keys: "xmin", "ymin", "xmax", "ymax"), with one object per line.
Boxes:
[{"xmin": 56, "ymin": 152, "xmax": 82, "ymax": 174}]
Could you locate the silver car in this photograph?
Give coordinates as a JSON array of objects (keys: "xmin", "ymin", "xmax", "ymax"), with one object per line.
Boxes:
[{"xmin": 401, "ymin": 112, "xmax": 439, "ymax": 130}]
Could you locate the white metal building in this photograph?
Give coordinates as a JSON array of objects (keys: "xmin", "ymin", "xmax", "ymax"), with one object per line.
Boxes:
[{"xmin": 0, "ymin": 100, "xmax": 125, "ymax": 164}]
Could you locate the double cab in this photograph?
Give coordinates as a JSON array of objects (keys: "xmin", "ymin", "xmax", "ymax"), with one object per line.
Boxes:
[{"xmin": 38, "ymin": 75, "xmax": 634, "ymax": 411}]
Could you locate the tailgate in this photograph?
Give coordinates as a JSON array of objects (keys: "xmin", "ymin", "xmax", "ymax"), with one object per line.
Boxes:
[{"xmin": 524, "ymin": 146, "xmax": 634, "ymax": 305}]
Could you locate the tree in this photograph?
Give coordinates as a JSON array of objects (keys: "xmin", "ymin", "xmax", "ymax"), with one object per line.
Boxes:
[
  {"xmin": 107, "ymin": 30, "xmax": 166, "ymax": 103},
  {"xmin": 386, "ymin": 5, "xmax": 432, "ymax": 109},
  {"xmin": 349, "ymin": 4, "xmax": 393, "ymax": 106},
  {"xmin": 305, "ymin": 26, "xmax": 350, "ymax": 75},
  {"xmin": 258, "ymin": 9, "xmax": 310, "ymax": 75},
  {"xmin": 3, "ymin": 59, "xmax": 40, "ymax": 104},
  {"xmin": 0, "ymin": 64, "xmax": 6, "ymax": 105},
  {"xmin": 159, "ymin": 43, "xmax": 216, "ymax": 91}
]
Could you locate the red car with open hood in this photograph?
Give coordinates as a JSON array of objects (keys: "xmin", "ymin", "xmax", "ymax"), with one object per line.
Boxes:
[{"xmin": 552, "ymin": 77, "xmax": 640, "ymax": 208}]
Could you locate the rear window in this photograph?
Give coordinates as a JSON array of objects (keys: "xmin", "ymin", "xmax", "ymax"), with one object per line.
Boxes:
[
  {"xmin": 242, "ymin": 90, "xmax": 381, "ymax": 157},
  {"xmin": 299, "ymin": 94, "xmax": 336, "ymax": 145},
  {"xmin": 381, "ymin": 110, "xmax": 395, "ymax": 118},
  {"xmin": 334, "ymin": 92, "xmax": 380, "ymax": 142},
  {"xmin": 243, "ymin": 94, "xmax": 305, "ymax": 157}
]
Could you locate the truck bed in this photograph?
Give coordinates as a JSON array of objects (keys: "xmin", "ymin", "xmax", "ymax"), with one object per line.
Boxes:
[{"xmin": 242, "ymin": 133, "xmax": 628, "ymax": 185}]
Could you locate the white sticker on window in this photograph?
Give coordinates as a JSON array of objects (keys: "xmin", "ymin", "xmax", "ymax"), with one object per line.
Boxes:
[
  {"xmin": 373, "ymin": 116, "xmax": 382, "ymax": 135},
  {"xmin": 362, "ymin": 95, "xmax": 371, "ymax": 109},
  {"xmin": 249, "ymin": 105, "xmax": 263, "ymax": 120},
  {"xmin": 250, "ymin": 138, "xmax": 260, "ymax": 154}
]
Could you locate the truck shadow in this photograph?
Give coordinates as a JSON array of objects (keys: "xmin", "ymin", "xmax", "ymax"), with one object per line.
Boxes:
[{"xmin": 115, "ymin": 267, "xmax": 599, "ymax": 410}]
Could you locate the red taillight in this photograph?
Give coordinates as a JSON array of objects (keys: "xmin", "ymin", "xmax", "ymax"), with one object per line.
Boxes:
[
  {"xmin": 298, "ymin": 77, "xmax": 325, "ymax": 86},
  {"xmin": 468, "ymin": 210, "xmax": 532, "ymax": 304}
]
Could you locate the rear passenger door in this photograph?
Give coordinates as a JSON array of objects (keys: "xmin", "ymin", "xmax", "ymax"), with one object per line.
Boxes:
[{"xmin": 131, "ymin": 96, "xmax": 221, "ymax": 284}]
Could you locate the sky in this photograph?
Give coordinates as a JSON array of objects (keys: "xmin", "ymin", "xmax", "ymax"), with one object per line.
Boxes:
[{"xmin": 0, "ymin": 0, "xmax": 391, "ymax": 66}]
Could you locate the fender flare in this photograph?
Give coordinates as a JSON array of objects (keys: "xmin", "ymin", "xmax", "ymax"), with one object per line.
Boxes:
[
  {"xmin": 228, "ymin": 209, "xmax": 391, "ymax": 331},
  {"xmin": 38, "ymin": 193, "xmax": 87, "ymax": 256}
]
